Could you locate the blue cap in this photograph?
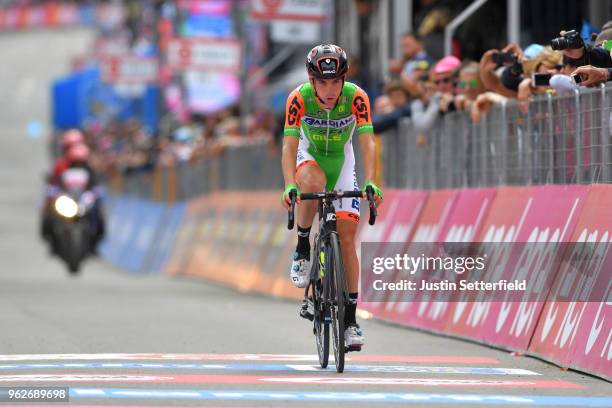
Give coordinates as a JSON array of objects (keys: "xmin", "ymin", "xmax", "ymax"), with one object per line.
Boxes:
[{"xmin": 524, "ymin": 44, "xmax": 544, "ymax": 59}]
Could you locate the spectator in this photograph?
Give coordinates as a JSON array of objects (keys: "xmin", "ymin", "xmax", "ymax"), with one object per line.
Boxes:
[
  {"xmin": 557, "ymin": 30, "xmax": 612, "ymax": 70},
  {"xmin": 479, "ymin": 43, "xmax": 525, "ymax": 97},
  {"xmin": 413, "ymin": 0, "xmax": 451, "ymax": 59},
  {"xmin": 372, "ymin": 80, "xmax": 413, "ymax": 133},
  {"xmin": 374, "ymin": 95, "xmax": 394, "ymax": 115},
  {"xmin": 516, "ymin": 48, "xmax": 563, "ymax": 113},
  {"xmin": 411, "ymin": 78, "xmax": 442, "ymax": 134},
  {"xmin": 595, "ymin": 27, "xmax": 612, "ymax": 46},
  {"xmin": 454, "ymin": 61, "xmax": 486, "ymax": 111},
  {"xmin": 431, "ymin": 55, "xmax": 461, "ymax": 113},
  {"xmin": 402, "ymin": 59, "xmax": 432, "ymax": 99},
  {"xmin": 391, "ymin": 32, "xmax": 433, "ymax": 78}
]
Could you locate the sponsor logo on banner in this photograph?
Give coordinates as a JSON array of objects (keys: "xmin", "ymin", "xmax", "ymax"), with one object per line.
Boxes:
[
  {"xmin": 100, "ymin": 56, "xmax": 159, "ymax": 85},
  {"xmin": 167, "ymin": 38, "xmax": 241, "ymax": 73},
  {"xmin": 250, "ymin": 0, "xmax": 325, "ymax": 21}
]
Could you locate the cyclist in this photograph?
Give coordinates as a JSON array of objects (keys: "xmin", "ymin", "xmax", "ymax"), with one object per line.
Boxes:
[{"xmin": 281, "ymin": 44, "xmax": 383, "ymax": 349}]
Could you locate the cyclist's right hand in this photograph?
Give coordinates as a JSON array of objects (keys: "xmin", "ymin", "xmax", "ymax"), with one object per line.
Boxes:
[{"xmin": 281, "ymin": 183, "xmax": 301, "ymax": 209}]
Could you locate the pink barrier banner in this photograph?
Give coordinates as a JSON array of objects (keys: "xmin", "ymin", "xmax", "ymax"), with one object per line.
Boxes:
[
  {"xmin": 529, "ymin": 184, "xmax": 611, "ymax": 380},
  {"xmin": 359, "ymin": 190, "xmax": 428, "ymax": 316},
  {"xmin": 394, "ymin": 188, "xmax": 497, "ymax": 332},
  {"xmin": 444, "ymin": 186, "xmax": 589, "ymax": 349},
  {"xmin": 374, "ymin": 190, "xmax": 458, "ymax": 324}
]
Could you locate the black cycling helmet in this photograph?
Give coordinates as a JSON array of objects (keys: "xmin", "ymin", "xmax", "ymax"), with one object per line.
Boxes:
[{"xmin": 306, "ymin": 44, "xmax": 349, "ymax": 80}]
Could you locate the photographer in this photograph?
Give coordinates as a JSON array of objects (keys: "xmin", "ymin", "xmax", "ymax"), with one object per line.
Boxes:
[
  {"xmin": 479, "ymin": 43, "xmax": 542, "ymax": 97},
  {"xmin": 554, "ymin": 29, "xmax": 612, "ymax": 70},
  {"xmin": 551, "ymin": 29, "xmax": 612, "ymax": 88}
]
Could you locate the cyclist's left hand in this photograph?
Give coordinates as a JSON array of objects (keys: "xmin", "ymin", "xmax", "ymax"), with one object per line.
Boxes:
[{"xmin": 362, "ymin": 180, "xmax": 383, "ymax": 206}]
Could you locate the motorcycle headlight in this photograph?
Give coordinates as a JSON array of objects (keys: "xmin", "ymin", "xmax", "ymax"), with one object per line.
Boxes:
[{"xmin": 54, "ymin": 195, "xmax": 79, "ymax": 218}]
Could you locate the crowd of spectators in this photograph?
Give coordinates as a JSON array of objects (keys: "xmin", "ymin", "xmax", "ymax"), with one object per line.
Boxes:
[
  {"xmin": 372, "ymin": 22, "xmax": 612, "ymax": 136},
  {"xmin": 72, "ymin": 105, "xmax": 277, "ymax": 179}
]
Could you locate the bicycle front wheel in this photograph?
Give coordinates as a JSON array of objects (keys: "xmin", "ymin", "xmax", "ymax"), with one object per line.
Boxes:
[
  {"xmin": 329, "ymin": 232, "xmax": 347, "ymax": 373},
  {"xmin": 313, "ymin": 278, "xmax": 329, "ymax": 369}
]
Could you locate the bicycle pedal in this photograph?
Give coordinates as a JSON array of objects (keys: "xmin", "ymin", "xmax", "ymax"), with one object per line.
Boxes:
[
  {"xmin": 346, "ymin": 345, "xmax": 362, "ymax": 352},
  {"xmin": 300, "ymin": 309, "xmax": 314, "ymax": 321},
  {"xmin": 300, "ymin": 299, "xmax": 314, "ymax": 321}
]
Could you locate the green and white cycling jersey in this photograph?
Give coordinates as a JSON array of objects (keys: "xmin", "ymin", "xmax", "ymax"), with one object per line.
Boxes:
[{"xmin": 284, "ymin": 81, "xmax": 373, "ymax": 221}]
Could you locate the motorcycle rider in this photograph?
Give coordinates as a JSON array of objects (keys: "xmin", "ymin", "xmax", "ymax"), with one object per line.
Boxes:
[
  {"xmin": 41, "ymin": 129, "xmax": 87, "ymax": 241},
  {"xmin": 47, "ymin": 142, "xmax": 106, "ymax": 253}
]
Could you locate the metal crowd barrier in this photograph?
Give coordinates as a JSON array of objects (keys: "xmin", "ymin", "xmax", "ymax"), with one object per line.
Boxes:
[
  {"xmin": 112, "ymin": 141, "xmax": 284, "ymax": 201},
  {"xmin": 383, "ymin": 84, "xmax": 611, "ymax": 189}
]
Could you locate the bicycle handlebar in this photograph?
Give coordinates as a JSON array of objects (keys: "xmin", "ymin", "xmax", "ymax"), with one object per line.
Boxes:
[{"xmin": 286, "ymin": 189, "xmax": 377, "ymax": 229}]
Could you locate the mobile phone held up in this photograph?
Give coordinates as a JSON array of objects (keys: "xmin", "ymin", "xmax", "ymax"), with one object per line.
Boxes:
[
  {"xmin": 532, "ymin": 73, "xmax": 552, "ymax": 86},
  {"xmin": 532, "ymin": 73, "xmax": 583, "ymax": 86}
]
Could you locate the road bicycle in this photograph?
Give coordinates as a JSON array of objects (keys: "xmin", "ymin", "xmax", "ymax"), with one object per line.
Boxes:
[{"xmin": 287, "ymin": 187, "xmax": 377, "ymax": 373}]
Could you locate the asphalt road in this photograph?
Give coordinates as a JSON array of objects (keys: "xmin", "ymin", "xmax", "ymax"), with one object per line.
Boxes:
[{"xmin": 0, "ymin": 28, "xmax": 610, "ymax": 408}]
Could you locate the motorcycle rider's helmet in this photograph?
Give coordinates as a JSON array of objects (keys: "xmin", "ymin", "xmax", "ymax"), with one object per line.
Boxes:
[{"xmin": 62, "ymin": 129, "xmax": 85, "ymax": 151}]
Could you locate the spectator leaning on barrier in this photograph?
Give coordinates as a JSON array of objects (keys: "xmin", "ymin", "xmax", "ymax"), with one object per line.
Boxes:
[
  {"xmin": 454, "ymin": 61, "xmax": 486, "ymax": 112},
  {"xmin": 372, "ymin": 80, "xmax": 413, "ymax": 133},
  {"xmin": 516, "ymin": 48, "xmax": 563, "ymax": 113},
  {"xmin": 431, "ymin": 55, "xmax": 461, "ymax": 114},
  {"xmin": 478, "ymin": 43, "xmax": 540, "ymax": 96},
  {"xmin": 556, "ymin": 29, "xmax": 612, "ymax": 70},
  {"xmin": 569, "ymin": 29, "xmax": 612, "ymax": 87},
  {"xmin": 411, "ymin": 75, "xmax": 442, "ymax": 137}
]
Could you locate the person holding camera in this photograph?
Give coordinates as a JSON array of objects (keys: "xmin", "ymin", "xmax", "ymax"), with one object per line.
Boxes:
[
  {"xmin": 479, "ymin": 43, "xmax": 525, "ymax": 97},
  {"xmin": 554, "ymin": 30, "xmax": 612, "ymax": 69},
  {"xmin": 516, "ymin": 48, "xmax": 563, "ymax": 113},
  {"xmin": 553, "ymin": 29, "xmax": 612, "ymax": 87}
]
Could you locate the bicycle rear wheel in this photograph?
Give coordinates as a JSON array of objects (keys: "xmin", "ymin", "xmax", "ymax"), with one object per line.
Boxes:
[{"xmin": 329, "ymin": 232, "xmax": 347, "ymax": 373}]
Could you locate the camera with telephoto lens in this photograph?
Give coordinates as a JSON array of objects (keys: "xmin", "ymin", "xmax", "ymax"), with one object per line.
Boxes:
[{"xmin": 551, "ymin": 30, "xmax": 584, "ymax": 51}]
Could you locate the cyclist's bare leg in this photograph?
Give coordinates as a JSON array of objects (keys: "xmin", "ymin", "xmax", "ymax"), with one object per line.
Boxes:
[
  {"xmin": 337, "ymin": 218, "xmax": 359, "ymax": 293},
  {"xmin": 295, "ymin": 163, "xmax": 326, "ymax": 228}
]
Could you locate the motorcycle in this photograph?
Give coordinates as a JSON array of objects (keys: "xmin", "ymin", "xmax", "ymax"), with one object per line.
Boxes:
[{"xmin": 48, "ymin": 168, "xmax": 97, "ymax": 275}]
